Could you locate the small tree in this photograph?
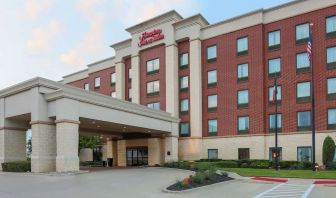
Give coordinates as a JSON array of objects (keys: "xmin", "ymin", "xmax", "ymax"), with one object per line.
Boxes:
[
  {"xmin": 322, "ymin": 136, "xmax": 335, "ymax": 165},
  {"xmin": 79, "ymin": 135, "xmax": 100, "ymax": 150}
]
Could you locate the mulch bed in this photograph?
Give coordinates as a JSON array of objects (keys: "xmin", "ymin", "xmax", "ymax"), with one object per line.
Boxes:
[{"xmin": 167, "ymin": 174, "xmax": 234, "ymax": 191}]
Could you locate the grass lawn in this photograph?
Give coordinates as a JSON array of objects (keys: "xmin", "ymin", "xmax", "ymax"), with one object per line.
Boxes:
[{"xmin": 221, "ymin": 168, "xmax": 336, "ymax": 179}]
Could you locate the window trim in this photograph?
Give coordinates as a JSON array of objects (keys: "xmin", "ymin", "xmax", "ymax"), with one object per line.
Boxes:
[
  {"xmin": 208, "ymin": 149, "xmax": 218, "ymax": 159},
  {"xmin": 326, "ymin": 15, "xmax": 336, "ymax": 38},
  {"xmin": 208, "ymin": 119, "xmax": 218, "ymax": 136},
  {"xmin": 111, "ymin": 73, "xmax": 116, "ymax": 86},
  {"xmin": 147, "ymin": 102, "xmax": 160, "ymax": 110},
  {"xmin": 296, "ymin": 81, "xmax": 311, "ymax": 103},
  {"xmin": 268, "ymin": 57, "xmax": 281, "ymax": 78},
  {"xmin": 179, "ymin": 76, "xmax": 189, "ymax": 92},
  {"xmin": 146, "ymin": 58, "xmax": 160, "ymax": 75},
  {"xmin": 327, "ymin": 77, "xmax": 336, "ymax": 100},
  {"xmin": 179, "ymin": 53, "xmax": 189, "ymax": 69},
  {"xmin": 268, "ymin": 85, "xmax": 282, "ymax": 105},
  {"xmin": 207, "ymin": 69, "xmax": 218, "ymax": 87},
  {"xmin": 94, "ymin": 77, "xmax": 101, "ymax": 89},
  {"xmin": 238, "ymin": 116, "xmax": 249, "ymax": 134},
  {"xmin": 237, "ymin": 89, "xmax": 249, "ymax": 109},
  {"xmin": 146, "ymin": 80, "xmax": 160, "ymax": 96},
  {"xmin": 237, "ymin": 63, "xmax": 249, "ymax": 83},
  {"xmin": 179, "ymin": 99, "xmax": 189, "ymax": 115},
  {"xmin": 238, "ymin": 148, "xmax": 250, "ymax": 160},
  {"xmin": 297, "ymin": 110, "xmax": 312, "ymax": 131},
  {"xmin": 295, "ymin": 22, "xmax": 310, "ymax": 44},
  {"xmin": 268, "ymin": 29, "xmax": 281, "ymax": 51},
  {"xmin": 269, "ymin": 113, "xmax": 282, "ymax": 133},
  {"xmin": 236, "ymin": 36, "xmax": 249, "ymax": 56},
  {"xmin": 207, "ymin": 45, "xmax": 217, "ymax": 63},
  {"xmin": 179, "ymin": 122, "xmax": 190, "ymax": 137},
  {"xmin": 327, "ymin": 46, "xmax": 336, "ymax": 69},
  {"xmin": 297, "ymin": 146, "xmax": 312, "ymax": 162},
  {"xmin": 296, "ymin": 51, "xmax": 311, "ymax": 73},
  {"xmin": 207, "ymin": 94, "xmax": 218, "ymax": 112},
  {"xmin": 328, "ymin": 108, "xmax": 336, "ymax": 130},
  {"xmin": 84, "ymin": 83, "xmax": 89, "ymax": 91}
]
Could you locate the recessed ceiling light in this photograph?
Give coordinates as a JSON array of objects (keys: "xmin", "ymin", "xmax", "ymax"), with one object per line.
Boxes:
[
  {"xmin": 97, "ymin": 125, "xmax": 101, "ymax": 128},
  {"xmin": 92, "ymin": 121, "xmax": 96, "ymax": 124},
  {"xmin": 123, "ymin": 126, "xmax": 127, "ymax": 129}
]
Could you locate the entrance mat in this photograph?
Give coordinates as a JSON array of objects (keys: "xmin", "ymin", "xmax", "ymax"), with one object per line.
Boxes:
[
  {"xmin": 252, "ymin": 177, "xmax": 288, "ymax": 183},
  {"xmin": 314, "ymin": 180, "xmax": 336, "ymax": 184}
]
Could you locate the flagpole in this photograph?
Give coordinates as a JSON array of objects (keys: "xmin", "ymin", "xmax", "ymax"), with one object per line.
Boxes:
[
  {"xmin": 310, "ymin": 23, "xmax": 316, "ymax": 171},
  {"xmin": 275, "ymin": 73, "xmax": 279, "ymax": 171}
]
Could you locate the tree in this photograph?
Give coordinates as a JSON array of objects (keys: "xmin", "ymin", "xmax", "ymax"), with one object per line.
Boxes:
[
  {"xmin": 322, "ymin": 136, "xmax": 335, "ymax": 165},
  {"xmin": 27, "ymin": 138, "xmax": 32, "ymax": 156},
  {"xmin": 79, "ymin": 135, "xmax": 100, "ymax": 150}
]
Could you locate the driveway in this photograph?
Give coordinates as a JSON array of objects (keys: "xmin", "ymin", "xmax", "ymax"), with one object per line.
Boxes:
[{"xmin": 0, "ymin": 167, "xmax": 330, "ymax": 198}]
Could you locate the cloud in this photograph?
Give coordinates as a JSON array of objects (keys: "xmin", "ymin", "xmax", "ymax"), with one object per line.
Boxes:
[
  {"xmin": 60, "ymin": 49, "xmax": 85, "ymax": 67},
  {"xmin": 25, "ymin": 0, "xmax": 55, "ymax": 20},
  {"xmin": 26, "ymin": 20, "xmax": 63, "ymax": 54}
]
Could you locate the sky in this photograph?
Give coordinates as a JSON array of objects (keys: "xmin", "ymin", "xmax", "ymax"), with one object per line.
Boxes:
[{"xmin": 0, "ymin": 0, "xmax": 292, "ymax": 90}]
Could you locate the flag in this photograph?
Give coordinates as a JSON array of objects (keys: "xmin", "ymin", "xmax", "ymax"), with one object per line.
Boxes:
[
  {"xmin": 307, "ymin": 32, "xmax": 312, "ymax": 61},
  {"xmin": 272, "ymin": 77, "xmax": 278, "ymax": 104}
]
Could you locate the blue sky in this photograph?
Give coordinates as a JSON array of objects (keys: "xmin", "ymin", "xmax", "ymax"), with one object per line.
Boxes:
[{"xmin": 0, "ymin": 0, "xmax": 292, "ymax": 89}]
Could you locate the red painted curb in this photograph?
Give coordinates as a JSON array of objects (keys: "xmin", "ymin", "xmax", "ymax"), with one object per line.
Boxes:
[
  {"xmin": 252, "ymin": 177, "xmax": 288, "ymax": 183},
  {"xmin": 314, "ymin": 180, "xmax": 336, "ymax": 184}
]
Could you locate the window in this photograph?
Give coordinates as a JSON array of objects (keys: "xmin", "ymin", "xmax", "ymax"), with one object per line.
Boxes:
[
  {"xmin": 328, "ymin": 109, "xmax": 336, "ymax": 129},
  {"xmin": 84, "ymin": 83, "xmax": 89, "ymax": 91},
  {"xmin": 269, "ymin": 114, "xmax": 282, "ymax": 132},
  {"xmin": 207, "ymin": 45, "xmax": 217, "ymax": 62},
  {"xmin": 296, "ymin": 23, "xmax": 309, "ymax": 43},
  {"xmin": 268, "ymin": 86, "xmax": 281, "ymax": 104},
  {"xmin": 268, "ymin": 58, "xmax": 281, "ymax": 76},
  {"xmin": 146, "ymin": 58, "xmax": 160, "ymax": 74},
  {"xmin": 128, "ymin": 68, "xmax": 132, "ymax": 80},
  {"xmin": 128, "ymin": 88, "xmax": 132, "ymax": 101},
  {"xmin": 180, "ymin": 99, "xmax": 189, "ymax": 114},
  {"xmin": 111, "ymin": 91, "xmax": 116, "ymax": 98},
  {"xmin": 297, "ymin": 82, "xmax": 310, "ymax": 102},
  {"xmin": 327, "ymin": 78, "xmax": 336, "ymax": 99},
  {"xmin": 296, "ymin": 52, "xmax": 310, "ymax": 71},
  {"xmin": 207, "ymin": 70, "xmax": 217, "ymax": 87},
  {"xmin": 237, "ymin": 63, "xmax": 248, "ymax": 82},
  {"xmin": 238, "ymin": 116, "xmax": 249, "ymax": 134},
  {"xmin": 180, "ymin": 122, "xmax": 189, "ymax": 137},
  {"xmin": 297, "ymin": 111, "xmax": 311, "ymax": 131},
  {"xmin": 180, "ymin": 76, "xmax": 188, "ymax": 91},
  {"xmin": 297, "ymin": 147, "xmax": 312, "ymax": 162},
  {"xmin": 208, "ymin": 119, "xmax": 218, "ymax": 136},
  {"xmin": 268, "ymin": 30, "xmax": 281, "ymax": 50},
  {"xmin": 238, "ymin": 148, "xmax": 250, "ymax": 160},
  {"xmin": 269, "ymin": 147, "xmax": 282, "ymax": 161},
  {"xmin": 237, "ymin": 37, "xmax": 248, "ymax": 55},
  {"xmin": 208, "ymin": 149, "xmax": 218, "ymax": 159},
  {"xmin": 326, "ymin": 16, "xmax": 336, "ymax": 36},
  {"xmin": 238, "ymin": 90, "xmax": 249, "ymax": 108},
  {"xmin": 111, "ymin": 73, "xmax": 116, "ymax": 85},
  {"xmin": 180, "ymin": 53, "xmax": 188, "ymax": 68},
  {"xmin": 94, "ymin": 77, "xmax": 101, "ymax": 89},
  {"xmin": 327, "ymin": 46, "xmax": 336, "ymax": 68},
  {"xmin": 146, "ymin": 80, "xmax": 160, "ymax": 96},
  {"xmin": 147, "ymin": 102, "xmax": 160, "ymax": 110},
  {"xmin": 208, "ymin": 95, "xmax": 217, "ymax": 112}
]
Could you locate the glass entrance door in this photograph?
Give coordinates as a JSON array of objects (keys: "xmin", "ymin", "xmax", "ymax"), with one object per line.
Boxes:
[{"xmin": 126, "ymin": 147, "xmax": 148, "ymax": 166}]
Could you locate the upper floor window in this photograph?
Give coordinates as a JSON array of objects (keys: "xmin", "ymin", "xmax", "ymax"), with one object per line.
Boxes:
[
  {"xmin": 208, "ymin": 94, "xmax": 217, "ymax": 112},
  {"xmin": 238, "ymin": 116, "xmax": 249, "ymax": 134},
  {"xmin": 328, "ymin": 108, "xmax": 336, "ymax": 129},
  {"xmin": 297, "ymin": 111, "xmax": 311, "ymax": 131},
  {"xmin": 208, "ymin": 119, "xmax": 218, "ymax": 136},
  {"xmin": 269, "ymin": 113, "xmax": 282, "ymax": 132},
  {"xmin": 297, "ymin": 82, "xmax": 310, "ymax": 103},
  {"xmin": 146, "ymin": 80, "xmax": 160, "ymax": 96},
  {"xmin": 128, "ymin": 68, "xmax": 132, "ymax": 80},
  {"xmin": 94, "ymin": 77, "xmax": 101, "ymax": 89},
  {"xmin": 207, "ymin": 45, "xmax": 217, "ymax": 62},
  {"xmin": 326, "ymin": 16, "xmax": 336, "ymax": 36},
  {"xmin": 237, "ymin": 37, "xmax": 248, "ymax": 55},
  {"xmin": 147, "ymin": 102, "xmax": 160, "ymax": 110},
  {"xmin": 180, "ymin": 53, "xmax": 188, "ymax": 69},
  {"xmin": 268, "ymin": 58, "xmax": 281, "ymax": 76},
  {"xmin": 111, "ymin": 73, "xmax": 116, "ymax": 85},
  {"xmin": 111, "ymin": 91, "xmax": 116, "ymax": 98},
  {"xmin": 84, "ymin": 83, "xmax": 89, "ymax": 91},
  {"xmin": 180, "ymin": 122, "xmax": 190, "ymax": 137},
  {"xmin": 296, "ymin": 23, "xmax": 309, "ymax": 44},
  {"xmin": 128, "ymin": 88, "xmax": 132, "ymax": 101},
  {"xmin": 180, "ymin": 99, "xmax": 189, "ymax": 114},
  {"xmin": 238, "ymin": 90, "xmax": 249, "ymax": 108},
  {"xmin": 296, "ymin": 52, "xmax": 310, "ymax": 71},
  {"xmin": 237, "ymin": 63, "xmax": 248, "ymax": 82},
  {"xmin": 327, "ymin": 46, "xmax": 336, "ymax": 69},
  {"xmin": 327, "ymin": 77, "xmax": 336, "ymax": 99},
  {"xmin": 268, "ymin": 86, "xmax": 282, "ymax": 104},
  {"xmin": 268, "ymin": 30, "xmax": 281, "ymax": 50},
  {"xmin": 180, "ymin": 76, "xmax": 189, "ymax": 91},
  {"xmin": 146, "ymin": 58, "xmax": 159, "ymax": 75},
  {"xmin": 207, "ymin": 70, "xmax": 217, "ymax": 87}
]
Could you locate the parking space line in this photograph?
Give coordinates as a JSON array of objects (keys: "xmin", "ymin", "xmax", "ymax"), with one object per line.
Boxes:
[{"xmin": 253, "ymin": 183, "xmax": 315, "ymax": 198}]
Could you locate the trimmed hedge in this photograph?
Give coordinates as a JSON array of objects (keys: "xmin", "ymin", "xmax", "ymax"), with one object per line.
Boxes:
[{"xmin": 1, "ymin": 161, "xmax": 31, "ymax": 172}]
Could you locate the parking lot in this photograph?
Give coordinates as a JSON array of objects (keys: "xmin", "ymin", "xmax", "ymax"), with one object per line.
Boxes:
[{"xmin": 0, "ymin": 167, "xmax": 334, "ymax": 198}]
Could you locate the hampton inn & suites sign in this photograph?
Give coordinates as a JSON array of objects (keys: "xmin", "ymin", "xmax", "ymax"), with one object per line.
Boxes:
[{"xmin": 138, "ymin": 29, "xmax": 164, "ymax": 47}]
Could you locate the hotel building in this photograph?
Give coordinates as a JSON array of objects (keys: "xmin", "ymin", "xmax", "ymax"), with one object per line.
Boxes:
[{"xmin": 1, "ymin": 0, "xmax": 336, "ymax": 172}]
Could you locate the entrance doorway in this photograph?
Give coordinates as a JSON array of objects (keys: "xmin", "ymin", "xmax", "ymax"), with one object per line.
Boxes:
[
  {"xmin": 93, "ymin": 146, "xmax": 103, "ymax": 162},
  {"xmin": 126, "ymin": 147, "xmax": 148, "ymax": 166}
]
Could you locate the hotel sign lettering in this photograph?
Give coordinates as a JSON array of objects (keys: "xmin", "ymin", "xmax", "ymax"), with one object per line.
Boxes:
[{"xmin": 138, "ymin": 29, "xmax": 164, "ymax": 47}]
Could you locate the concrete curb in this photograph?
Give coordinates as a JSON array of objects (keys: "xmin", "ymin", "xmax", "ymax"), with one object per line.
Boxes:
[{"xmin": 0, "ymin": 170, "xmax": 89, "ymax": 176}]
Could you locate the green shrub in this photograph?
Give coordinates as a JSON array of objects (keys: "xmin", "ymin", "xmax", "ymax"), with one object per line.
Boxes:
[
  {"xmin": 323, "ymin": 136, "xmax": 336, "ymax": 165},
  {"xmin": 197, "ymin": 158, "xmax": 222, "ymax": 162},
  {"xmin": 192, "ymin": 172, "xmax": 206, "ymax": 183},
  {"xmin": 215, "ymin": 160, "xmax": 239, "ymax": 168},
  {"xmin": 297, "ymin": 161, "xmax": 312, "ymax": 170},
  {"xmin": 1, "ymin": 161, "xmax": 31, "ymax": 172},
  {"xmin": 249, "ymin": 160, "xmax": 270, "ymax": 169},
  {"xmin": 278, "ymin": 161, "xmax": 299, "ymax": 169},
  {"xmin": 326, "ymin": 162, "xmax": 336, "ymax": 170},
  {"xmin": 194, "ymin": 162, "xmax": 214, "ymax": 171}
]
